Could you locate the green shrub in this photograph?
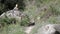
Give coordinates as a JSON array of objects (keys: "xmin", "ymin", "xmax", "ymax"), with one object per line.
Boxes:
[
  {"xmin": 0, "ymin": 15, "xmax": 30, "ymax": 26},
  {"xmin": 0, "ymin": 16, "xmax": 16, "ymax": 26},
  {"xmin": 20, "ymin": 15, "xmax": 30, "ymax": 26}
]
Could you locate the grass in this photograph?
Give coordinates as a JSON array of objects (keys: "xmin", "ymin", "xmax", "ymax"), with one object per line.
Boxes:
[
  {"xmin": 0, "ymin": 24, "xmax": 26, "ymax": 34},
  {"xmin": 24, "ymin": 0, "xmax": 60, "ymax": 34},
  {"xmin": 1, "ymin": 0, "xmax": 60, "ymax": 34}
]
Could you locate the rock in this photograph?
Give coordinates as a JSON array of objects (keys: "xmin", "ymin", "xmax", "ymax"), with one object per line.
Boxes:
[
  {"xmin": 0, "ymin": 4, "xmax": 22, "ymax": 18},
  {"xmin": 36, "ymin": 24, "xmax": 60, "ymax": 34},
  {"xmin": 24, "ymin": 26, "xmax": 35, "ymax": 34}
]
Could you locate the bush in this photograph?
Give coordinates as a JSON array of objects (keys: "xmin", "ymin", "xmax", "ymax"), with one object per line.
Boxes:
[
  {"xmin": 20, "ymin": 15, "xmax": 30, "ymax": 26},
  {"xmin": 0, "ymin": 16, "xmax": 17, "ymax": 26}
]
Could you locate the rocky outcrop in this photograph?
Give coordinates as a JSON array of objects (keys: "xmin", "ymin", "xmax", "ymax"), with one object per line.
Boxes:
[
  {"xmin": 0, "ymin": 4, "xmax": 35, "ymax": 26},
  {"xmin": 0, "ymin": 4, "xmax": 22, "ymax": 18}
]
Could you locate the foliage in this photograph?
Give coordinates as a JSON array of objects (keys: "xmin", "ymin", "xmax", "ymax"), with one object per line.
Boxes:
[
  {"xmin": 20, "ymin": 15, "xmax": 30, "ymax": 26},
  {"xmin": 0, "ymin": 16, "xmax": 16, "ymax": 26}
]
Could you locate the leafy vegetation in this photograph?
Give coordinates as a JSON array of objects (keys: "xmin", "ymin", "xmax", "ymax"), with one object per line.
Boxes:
[{"xmin": 20, "ymin": 15, "xmax": 30, "ymax": 26}]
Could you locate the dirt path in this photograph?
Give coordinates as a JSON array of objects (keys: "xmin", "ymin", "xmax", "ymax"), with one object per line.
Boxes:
[{"xmin": 24, "ymin": 26, "xmax": 35, "ymax": 34}]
